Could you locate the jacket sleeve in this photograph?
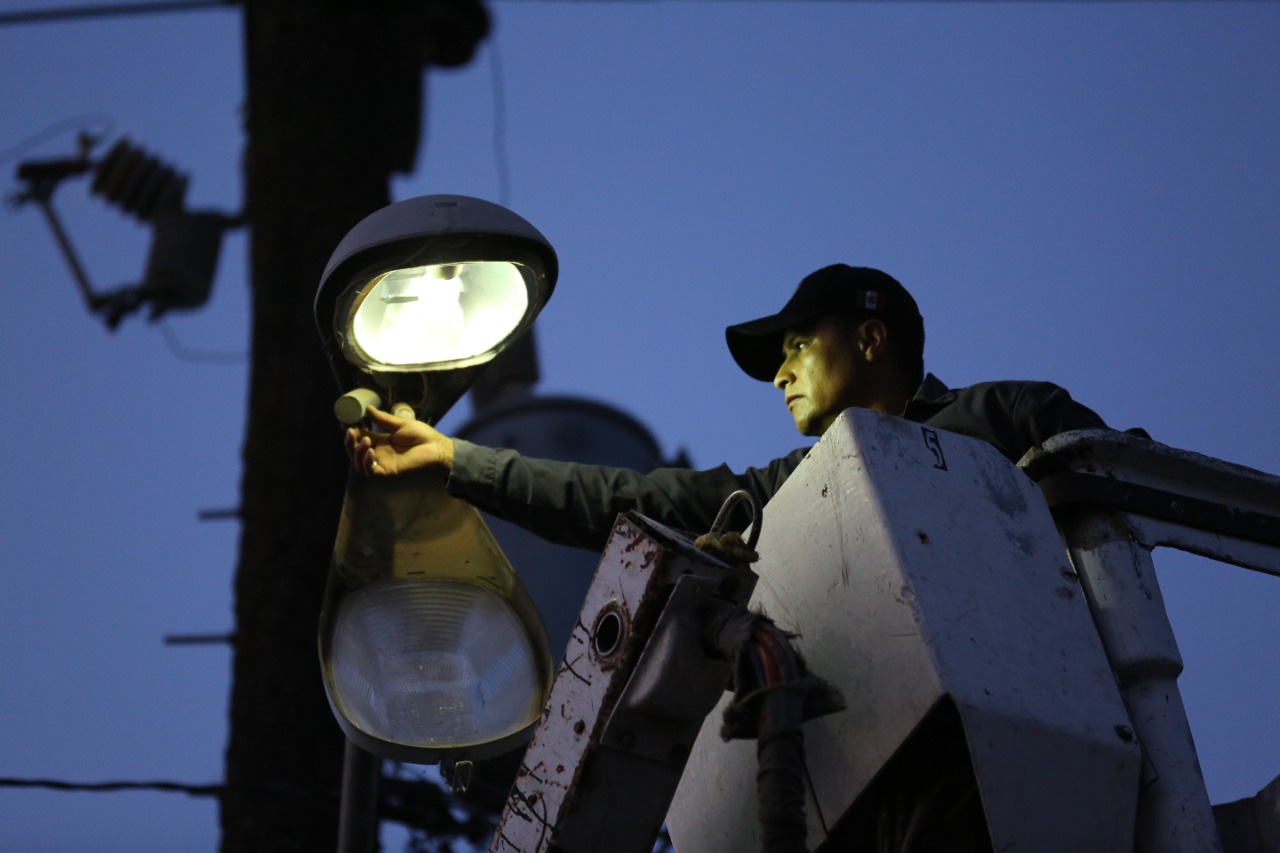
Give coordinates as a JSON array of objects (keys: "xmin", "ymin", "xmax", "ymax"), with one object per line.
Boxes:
[
  {"xmin": 446, "ymin": 439, "xmax": 808, "ymax": 551},
  {"xmin": 1010, "ymin": 382, "xmax": 1109, "ymax": 453},
  {"xmin": 926, "ymin": 381, "xmax": 1109, "ymax": 463}
]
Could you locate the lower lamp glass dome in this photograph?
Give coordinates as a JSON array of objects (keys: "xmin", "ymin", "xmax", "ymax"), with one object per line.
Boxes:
[
  {"xmin": 319, "ymin": 473, "xmax": 554, "ymax": 763},
  {"xmin": 327, "ymin": 578, "xmax": 547, "ymax": 750}
]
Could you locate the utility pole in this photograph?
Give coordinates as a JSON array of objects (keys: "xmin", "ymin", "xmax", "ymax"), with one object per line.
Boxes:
[{"xmin": 223, "ymin": 4, "xmax": 487, "ymax": 850}]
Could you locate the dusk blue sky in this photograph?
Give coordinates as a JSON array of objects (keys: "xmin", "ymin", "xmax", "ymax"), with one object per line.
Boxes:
[{"xmin": 1, "ymin": 2, "xmax": 1278, "ymax": 850}]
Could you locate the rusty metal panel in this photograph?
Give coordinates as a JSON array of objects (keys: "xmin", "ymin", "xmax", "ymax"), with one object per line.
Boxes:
[{"xmin": 492, "ymin": 513, "xmax": 755, "ymax": 853}]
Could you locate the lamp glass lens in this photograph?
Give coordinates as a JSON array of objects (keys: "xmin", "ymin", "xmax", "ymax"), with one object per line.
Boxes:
[
  {"xmin": 329, "ymin": 577, "xmax": 545, "ymax": 748},
  {"xmin": 349, "ymin": 261, "xmax": 529, "ymax": 368}
]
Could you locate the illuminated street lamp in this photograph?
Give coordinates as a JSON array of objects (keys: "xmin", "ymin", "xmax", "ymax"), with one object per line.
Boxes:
[{"xmin": 314, "ymin": 194, "xmax": 557, "ymax": 763}]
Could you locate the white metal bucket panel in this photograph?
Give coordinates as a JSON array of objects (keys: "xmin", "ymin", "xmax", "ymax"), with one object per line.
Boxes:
[{"xmin": 667, "ymin": 407, "xmax": 1139, "ymax": 852}]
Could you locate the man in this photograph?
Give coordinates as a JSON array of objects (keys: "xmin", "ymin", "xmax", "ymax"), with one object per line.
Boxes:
[{"xmin": 346, "ymin": 263, "xmax": 1108, "ymax": 550}]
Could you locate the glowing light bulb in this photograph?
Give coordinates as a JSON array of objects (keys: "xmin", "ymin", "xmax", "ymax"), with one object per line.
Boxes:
[{"xmin": 346, "ymin": 261, "xmax": 530, "ymax": 370}]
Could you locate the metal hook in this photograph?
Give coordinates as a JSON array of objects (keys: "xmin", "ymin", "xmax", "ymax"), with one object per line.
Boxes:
[
  {"xmin": 708, "ymin": 489, "xmax": 762, "ymax": 550},
  {"xmin": 441, "ymin": 758, "xmax": 473, "ymax": 794}
]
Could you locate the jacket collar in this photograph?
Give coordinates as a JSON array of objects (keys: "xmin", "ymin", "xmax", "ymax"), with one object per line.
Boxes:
[{"xmin": 903, "ymin": 373, "xmax": 953, "ymax": 421}]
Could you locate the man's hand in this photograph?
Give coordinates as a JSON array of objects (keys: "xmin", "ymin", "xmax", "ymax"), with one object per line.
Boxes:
[{"xmin": 344, "ymin": 406, "xmax": 455, "ymax": 479}]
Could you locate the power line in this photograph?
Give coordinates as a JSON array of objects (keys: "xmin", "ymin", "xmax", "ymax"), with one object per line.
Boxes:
[
  {"xmin": 157, "ymin": 319, "xmax": 247, "ymax": 365},
  {"xmin": 164, "ymin": 632, "xmax": 236, "ymax": 645},
  {"xmin": 1, "ymin": 0, "xmax": 1258, "ymax": 27},
  {"xmin": 0, "ymin": 777, "xmax": 222, "ymax": 798},
  {"xmin": 0, "ymin": 115, "xmax": 114, "ymax": 166},
  {"xmin": 0, "ymin": 0, "xmax": 235, "ymax": 27}
]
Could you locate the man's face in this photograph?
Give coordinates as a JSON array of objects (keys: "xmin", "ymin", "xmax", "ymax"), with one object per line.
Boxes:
[{"xmin": 773, "ymin": 316, "xmax": 868, "ymax": 436}]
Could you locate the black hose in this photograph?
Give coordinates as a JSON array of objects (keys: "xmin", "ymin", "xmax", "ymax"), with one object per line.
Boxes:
[
  {"xmin": 756, "ymin": 680, "xmax": 809, "ymax": 853},
  {"xmin": 702, "ymin": 601, "xmax": 840, "ymax": 853}
]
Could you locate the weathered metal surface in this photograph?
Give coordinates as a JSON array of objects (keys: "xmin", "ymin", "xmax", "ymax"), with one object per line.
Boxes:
[
  {"xmin": 1023, "ymin": 429, "xmax": 1280, "ymax": 578},
  {"xmin": 491, "ymin": 513, "xmax": 756, "ymax": 853},
  {"xmin": 1215, "ymin": 771, "xmax": 1280, "ymax": 853},
  {"xmin": 1062, "ymin": 526, "xmax": 1221, "ymax": 853},
  {"xmin": 668, "ymin": 408, "xmax": 1139, "ymax": 852},
  {"xmin": 1024, "ymin": 429, "xmax": 1280, "ymax": 853}
]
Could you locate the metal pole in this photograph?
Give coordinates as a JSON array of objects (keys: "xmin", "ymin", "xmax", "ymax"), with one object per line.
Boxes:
[
  {"xmin": 1063, "ymin": 514, "xmax": 1223, "ymax": 853},
  {"xmin": 337, "ymin": 739, "xmax": 380, "ymax": 853}
]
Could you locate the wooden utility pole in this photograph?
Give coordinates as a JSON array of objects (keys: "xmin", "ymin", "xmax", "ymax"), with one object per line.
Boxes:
[{"xmin": 223, "ymin": 4, "xmax": 487, "ymax": 850}]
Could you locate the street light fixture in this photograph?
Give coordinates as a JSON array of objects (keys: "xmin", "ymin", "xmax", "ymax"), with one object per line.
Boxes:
[{"xmin": 314, "ymin": 194, "xmax": 558, "ymax": 763}]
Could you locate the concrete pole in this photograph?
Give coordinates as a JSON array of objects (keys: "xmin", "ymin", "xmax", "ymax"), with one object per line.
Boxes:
[{"xmin": 221, "ymin": 3, "xmax": 486, "ymax": 850}]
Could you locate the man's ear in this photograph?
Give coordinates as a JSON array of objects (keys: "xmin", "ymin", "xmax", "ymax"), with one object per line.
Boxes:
[{"xmin": 856, "ymin": 318, "xmax": 889, "ymax": 363}]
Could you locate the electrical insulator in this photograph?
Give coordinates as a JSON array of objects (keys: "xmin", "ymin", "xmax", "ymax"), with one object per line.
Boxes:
[{"xmin": 91, "ymin": 138, "xmax": 188, "ymax": 222}]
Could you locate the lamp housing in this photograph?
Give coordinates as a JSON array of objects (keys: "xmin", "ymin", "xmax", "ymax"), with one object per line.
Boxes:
[
  {"xmin": 315, "ymin": 195, "xmax": 559, "ymax": 764},
  {"xmin": 315, "ymin": 194, "xmax": 558, "ymax": 423}
]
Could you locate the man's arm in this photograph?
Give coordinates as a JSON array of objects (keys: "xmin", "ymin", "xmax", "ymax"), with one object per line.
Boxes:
[
  {"xmin": 347, "ymin": 407, "xmax": 805, "ymax": 552},
  {"xmin": 1009, "ymin": 381, "xmax": 1110, "ymax": 452},
  {"xmin": 447, "ymin": 441, "xmax": 765, "ymax": 550}
]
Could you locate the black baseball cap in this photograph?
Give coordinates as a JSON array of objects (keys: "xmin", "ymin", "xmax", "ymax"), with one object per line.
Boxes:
[{"xmin": 725, "ymin": 264, "xmax": 922, "ymax": 381}]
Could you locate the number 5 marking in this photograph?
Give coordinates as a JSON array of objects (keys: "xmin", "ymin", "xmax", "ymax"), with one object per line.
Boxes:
[{"xmin": 921, "ymin": 427, "xmax": 947, "ymax": 471}]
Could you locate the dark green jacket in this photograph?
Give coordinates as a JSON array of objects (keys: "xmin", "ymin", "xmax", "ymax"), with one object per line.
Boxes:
[{"xmin": 446, "ymin": 374, "xmax": 1106, "ymax": 551}]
